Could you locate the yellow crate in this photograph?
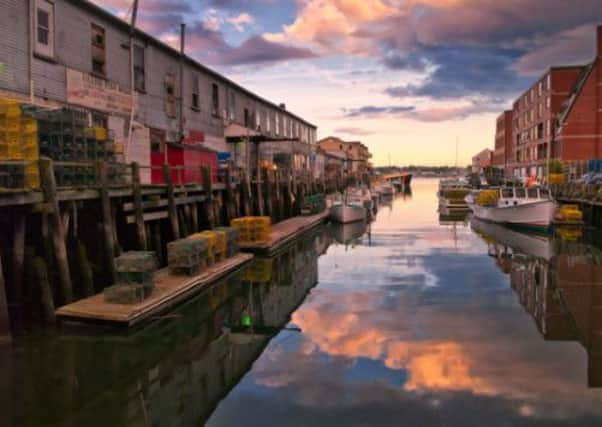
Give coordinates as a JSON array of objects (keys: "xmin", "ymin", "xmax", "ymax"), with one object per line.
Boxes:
[
  {"xmin": 95, "ymin": 127, "xmax": 107, "ymax": 141},
  {"xmin": 0, "ymin": 100, "xmax": 21, "ymax": 118},
  {"xmin": 24, "ymin": 172, "xmax": 40, "ymax": 189},
  {"xmin": 23, "ymin": 146, "xmax": 39, "ymax": 160},
  {"xmin": 23, "ymin": 133, "xmax": 37, "ymax": 147},
  {"xmin": 213, "ymin": 230, "xmax": 227, "ymax": 255},
  {"xmin": 190, "ymin": 232, "xmax": 216, "ymax": 255},
  {"xmin": 0, "ymin": 143, "xmax": 22, "ymax": 160},
  {"xmin": 24, "ymin": 163, "xmax": 39, "ymax": 175},
  {"xmin": 0, "ymin": 116, "xmax": 21, "ymax": 132},
  {"xmin": 21, "ymin": 117, "xmax": 37, "ymax": 134},
  {"xmin": 0, "ymin": 131, "xmax": 20, "ymax": 145}
]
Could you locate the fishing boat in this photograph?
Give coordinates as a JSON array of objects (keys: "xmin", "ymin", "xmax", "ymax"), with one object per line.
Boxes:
[
  {"xmin": 468, "ymin": 187, "xmax": 557, "ymax": 231},
  {"xmin": 438, "ymin": 178, "xmax": 471, "ymax": 210},
  {"xmin": 329, "ymin": 192, "xmax": 367, "ymax": 223},
  {"xmin": 379, "ymin": 183, "xmax": 395, "ymax": 197}
]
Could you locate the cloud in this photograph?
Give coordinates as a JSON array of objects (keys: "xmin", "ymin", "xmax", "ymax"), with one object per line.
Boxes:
[
  {"xmin": 342, "ymin": 98, "xmax": 501, "ymax": 122},
  {"xmin": 206, "ymin": 35, "xmax": 317, "ymax": 66},
  {"xmin": 334, "ymin": 127, "xmax": 375, "ymax": 136},
  {"xmin": 227, "ymin": 12, "xmax": 255, "ymax": 32},
  {"xmin": 343, "ymin": 105, "xmax": 416, "ymax": 118}
]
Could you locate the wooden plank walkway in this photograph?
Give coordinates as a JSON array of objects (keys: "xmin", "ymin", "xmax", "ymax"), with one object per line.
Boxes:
[
  {"xmin": 240, "ymin": 211, "xmax": 329, "ymax": 254},
  {"xmin": 56, "ymin": 253, "xmax": 254, "ymax": 327}
]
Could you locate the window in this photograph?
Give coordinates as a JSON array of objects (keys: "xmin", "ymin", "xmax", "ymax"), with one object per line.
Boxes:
[
  {"xmin": 527, "ymin": 188, "xmax": 538, "ymax": 198},
  {"xmin": 502, "ymin": 189, "xmax": 514, "ymax": 198},
  {"xmin": 211, "ymin": 83, "xmax": 219, "ymax": 116},
  {"xmin": 266, "ymin": 111, "xmax": 271, "ymax": 132},
  {"xmin": 275, "ymin": 114, "xmax": 280, "ymax": 135},
  {"xmin": 150, "ymin": 128, "xmax": 166, "ymax": 153},
  {"xmin": 35, "ymin": 0, "xmax": 54, "ymax": 58},
  {"xmin": 540, "ymin": 188, "xmax": 550, "ymax": 199},
  {"xmin": 134, "ymin": 45, "xmax": 145, "ymax": 92},
  {"xmin": 191, "ymin": 73, "xmax": 200, "ymax": 110},
  {"xmin": 228, "ymin": 90, "xmax": 236, "ymax": 121},
  {"xmin": 91, "ymin": 24, "xmax": 106, "ymax": 76},
  {"xmin": 546, "ymin": 97, "xmax": 551, "ymax": 109},
  {"xmin": 244, "ymin": 108, "xmax": 251, "ymax": 127},
  {"xmin": 537, "ymin": 123, "xmax": 544, "ymax": 139},
  {"xmin": 256, "ymin": 109, "xmax": 261, "ymax": 130},
  {"xmin": 515, "ymin": 188, "xmax": 526, "ymax": 198},
  {"xmin": 164, "ymin": 73, "xmax": 176, "ymax": 118}
]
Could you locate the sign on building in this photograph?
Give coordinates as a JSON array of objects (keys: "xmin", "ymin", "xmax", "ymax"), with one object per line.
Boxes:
[{"xmin": 66, "ymin": 69, "xmax": 133, "ymax": 115}]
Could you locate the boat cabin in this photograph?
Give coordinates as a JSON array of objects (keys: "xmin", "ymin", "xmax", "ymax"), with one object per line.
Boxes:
[{"xmin": 497, "ymin": 187, "xmax": 551, "ymax": 207}]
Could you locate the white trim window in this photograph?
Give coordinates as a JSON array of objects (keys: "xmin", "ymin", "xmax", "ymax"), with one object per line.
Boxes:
[{"xmin": 35, "ymin": 0, "xmax": 55, "ymax": 58}]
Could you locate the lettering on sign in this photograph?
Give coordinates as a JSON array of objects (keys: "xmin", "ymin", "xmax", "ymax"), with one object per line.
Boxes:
[{"xmin": 66, "ymin": 69, "xmax": 133, "ymax": 115}]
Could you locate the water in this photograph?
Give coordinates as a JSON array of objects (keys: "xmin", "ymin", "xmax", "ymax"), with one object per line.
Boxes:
[{"xmin": 4, "ymin": 178, "xmax": 602, "ymax": 426}]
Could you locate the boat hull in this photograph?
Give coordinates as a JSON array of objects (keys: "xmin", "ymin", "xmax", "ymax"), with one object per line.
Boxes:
[
  {"xmin": 471, "ymin": 200, "xmax": 557, "ymax": 230},
  {"xmin": 329, "ymin": 204, "xmax": 366, "ymax": 223}
]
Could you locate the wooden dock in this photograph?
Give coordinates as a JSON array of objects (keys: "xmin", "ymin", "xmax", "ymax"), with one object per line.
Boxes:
[
  {"xmin": 55, "ymin": 253, "xmax": 254, "ymax": 327},
  {"xmin": 240, "ymin": 210, "xmax": 330, "ymax": 254}
]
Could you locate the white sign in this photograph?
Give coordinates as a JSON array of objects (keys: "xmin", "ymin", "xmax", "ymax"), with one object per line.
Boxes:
[{"xmin": 66, "ymin": 68, "xmax": 133, "ymax": 115}]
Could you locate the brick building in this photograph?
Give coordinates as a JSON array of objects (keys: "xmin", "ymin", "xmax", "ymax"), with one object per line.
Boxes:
[
  {"xmin": 0, "ymin": 0, "xmax": 317, "ymax": 183},
  {"xmin": 507, "ymin": 25, "xmax": 602, "ymax": 179},
  {"xmin": 471, "ymin": 148, "xmax": 492, "ymax": 173},
  {"xmin": 492, "ymin": 110, "xmax": 513, "ymax": 175},
  {"xmin": 317, "ymin": 137, "xmax": 372, "ymax": 175}
]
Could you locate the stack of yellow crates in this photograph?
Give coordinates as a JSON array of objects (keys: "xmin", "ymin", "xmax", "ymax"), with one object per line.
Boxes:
[
  {"xmin": 0, "ymin": 99, "xmax": 22, "ymax": 160},
  {"xmin": 22, "ymin": 116, "xmax": 40, "ymax": 189},
  {"xmin": 190, "ymin": 231, "xmax": 222, "ymax": 264},
  {"xmin": 231, "ymin": 216, "xmax": 271, "ymax": 244}
]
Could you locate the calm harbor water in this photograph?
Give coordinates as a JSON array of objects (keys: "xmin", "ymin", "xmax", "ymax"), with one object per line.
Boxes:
[{"xmin": 4, "ymin": 178, "xmax": 602, "ymax": 426}]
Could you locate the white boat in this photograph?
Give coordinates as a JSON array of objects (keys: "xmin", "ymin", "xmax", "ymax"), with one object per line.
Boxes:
[
  {"xmin": 379, "ymin": 184, "xmax": 395, "ymax": 197},
  {"xmin": 330, "ymin": 221, "xmax": 367, "ymax": 244},
  {"xmin": 329, "ymin": 192, "xmax": 366, "ymax": 223},
  {"xmin": 469, "ymin": 187, "xmax": 557, "ymax": 230}
]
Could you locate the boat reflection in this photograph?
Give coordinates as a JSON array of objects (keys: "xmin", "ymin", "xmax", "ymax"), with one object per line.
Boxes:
[
  {"xmin": 329, "ymin": 220, "xmax": 368, "ymax": 246},
  {"xmin": 472, "ymin": 218, "xmax": 602, "ymax": 388},
  {"xmin": 8, "ymin": 230, "xmax": 325, "ymax": 427}
]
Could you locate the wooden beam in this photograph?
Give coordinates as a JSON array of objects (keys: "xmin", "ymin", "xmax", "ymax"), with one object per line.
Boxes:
[
  {"xmin": 98, "ymin": 161, "xmax": 117, "ymax": 284},
  {"xmin": 11, "ymin": 208, "xmax": 25, "ymax": 303},
  {"xmin": 163, "ymin": 164, "xmax": 181, "ymax": 240},
  {"xmin": 131, "ymin": 162, "xmax": 148, "ymax": 250},
  {"xmin": 0, "ymin": 255, "xmax": 10, "ymax": 342},
  {"xmin": 125, "ymin": 210, "xmax": 169, "ymax": 224},
  {"xmin": 39, "ymin": 158, "xmax": 73, "ymax": 304}
]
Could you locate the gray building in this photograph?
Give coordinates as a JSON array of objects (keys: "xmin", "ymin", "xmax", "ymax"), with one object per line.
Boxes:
[{"xmin": 0, "ymin": 0, "xmax": 317, "ymax": 181}]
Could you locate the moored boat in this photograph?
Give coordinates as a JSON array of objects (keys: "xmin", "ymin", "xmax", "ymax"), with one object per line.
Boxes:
[
  {"xmin": 469, "ymin": 187, "xmax": 557, "ymax": 231},
  {"xmin": 329, "ymin": 191, "xmax": 367, "ymax": 223}
]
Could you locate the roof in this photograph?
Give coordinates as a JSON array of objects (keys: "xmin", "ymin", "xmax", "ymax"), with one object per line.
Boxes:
[
  {"xmin": 556, "ymin": 60, "xmax": 597, "ymax": 130},
  {"xmin": 69, "ymin": 0, "xmax": 317, "ymax": 129}
]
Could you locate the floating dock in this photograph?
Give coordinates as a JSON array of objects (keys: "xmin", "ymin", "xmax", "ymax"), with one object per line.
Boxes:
[
  {"xmin": 56, "ymin": 253, "xmax": 254, "ymax": 327},
  {"xmin": 240, "ymin": 210, "xmax": 330, "ymax": 254}
]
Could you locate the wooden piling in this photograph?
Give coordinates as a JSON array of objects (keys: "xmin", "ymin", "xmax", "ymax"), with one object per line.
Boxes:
[
  {"xmin": 131, "ymin": 162, "xmax": 148, "ymax": 250},
  {"xmin": 178, "ymin": 168, "xmax": 193, "ymax": 234},
  {"xmin": 201, "ymin": 165, "xmax": 215, "ymax": 229},
  {"xmin": 39, "ymin": 158, "xmax": 74, "ymax": 304},
  {"xmin": 0, "ymin": 255, "xmax": 10, "ymax": 342},
  {"xmin": 225, "ymin": 166, "xmax": 235, "ymax": 223},
  {"xmin": 12, "ymin": 208, "xmax": 25, "ymax": 303},
  {"xmin": 241, "ymin": 171, "xmax": 252, "ymax": 217},
  {"xmin": 76, "ymin": 240, "xmax": 95, "ymax": 297},
  {"xmin": 152, "ymin": 223, "xmax": 163, "ymax": 266},
  {"xmin": 163, "ymin": 164, "xmax": 181, "ymax": 239},
  {"xmin": 98, "ymin": 161, "xmax": 117, "ymax": 284},
  {"xmin": 264, "ymin": 168, "xmax": 274, "ymax": 220},
  {"xmin": 32, "ymin": 257, "xmax": 55, "ymax": 323}
]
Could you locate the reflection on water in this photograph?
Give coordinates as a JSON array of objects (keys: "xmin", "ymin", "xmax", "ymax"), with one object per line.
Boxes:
[
  {"xmin": 472, "ymin": 217, "xmax": 602, "ymax": 387},
  {"xmin": 4, "ymin": 230, "xmax": 323, "ymax": 427},
  {"xmin": 4, "ymin": 179, "xmax": 602, "ymax": 427}
]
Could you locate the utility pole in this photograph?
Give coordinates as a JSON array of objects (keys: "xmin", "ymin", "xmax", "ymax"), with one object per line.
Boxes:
[
  {"xmin": 126, "ymin": 0, "xmax": 140, "ymax": 161},
  {"xmin": 179, "ymin": 23, "xmax": 186, "ymax": 142}
]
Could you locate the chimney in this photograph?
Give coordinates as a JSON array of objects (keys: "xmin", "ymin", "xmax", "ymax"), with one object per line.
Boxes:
[
  {"xmin": 279, "ymin": 103, "xmax": 286, "ymax": 110},
  {"xmin": 598, "ymin": 25, "xmax": 602, "ymax": 58}
]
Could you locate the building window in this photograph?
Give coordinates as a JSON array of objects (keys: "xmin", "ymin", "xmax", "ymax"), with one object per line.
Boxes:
[
  {"xmin": 91, "ymin": 24, "xmax": 106, "ymax": 76},
  {"xmin": 275, "ymin": 114, "xmax": 280, "ymax": 135},
  {"xmin": 35, "ymin": 0, "xmax": 55, "ymax": 58},
  {"xmin": 266, "ymin": 111, "xmax": 271, "ymax": 132},
  {"xmin": 191, "ymin": 73, "xmax": 200, "ymax": 110},
  {"xmin": 211, "ymin": 83, "xmax": 219, "ymax": 116},
  {"xmin": 256, "ymin": 109, "xmax": 262, "ymax": 130},
  {"xmin": 164, "ymin": 73, "xmax": 177, "ymax": 118},
  {"xmin": 228, "ymin": 90, "xmax": 236, "ymax": 121},
  {"xmin": 244, "ymin": 108, "xmax": 251, "ymax": 127},
  {"xmin": 134, "ymin": 45, "xmax": 145, "ymax": 92},
  {"xmin": 546, "ymin": 97, "xmax": 551, "ymax": 109}
]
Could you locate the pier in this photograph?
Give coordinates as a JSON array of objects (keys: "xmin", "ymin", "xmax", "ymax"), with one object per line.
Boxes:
[{"xmin": 0, "ymin": 158, "xmax": 349, "ymax": 333}]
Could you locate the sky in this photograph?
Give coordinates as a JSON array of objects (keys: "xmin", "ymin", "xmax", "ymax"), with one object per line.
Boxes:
[{"xmin": 93, "ymin": 0, "xmax": 602, "ymax": 166}]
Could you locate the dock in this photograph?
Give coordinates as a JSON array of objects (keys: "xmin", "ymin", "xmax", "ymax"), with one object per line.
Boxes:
[
  {"xmin": 55, "ymin": 253, "xmax": 254, "ymax": 327},
  {"xmin": 240, "ymin": 210, "xmax": 330, "ymax": 254}
]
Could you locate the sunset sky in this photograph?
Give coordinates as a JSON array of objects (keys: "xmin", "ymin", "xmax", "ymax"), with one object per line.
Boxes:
[{"xmin": 95, "ymin": 0, "xmax": 602, "ymax": 166}]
